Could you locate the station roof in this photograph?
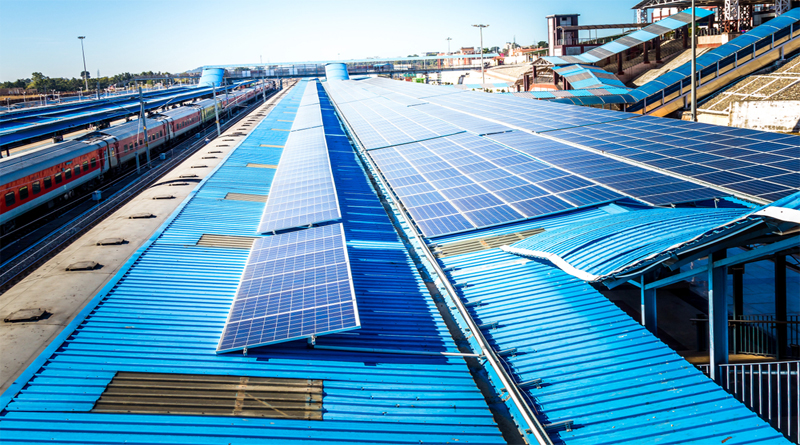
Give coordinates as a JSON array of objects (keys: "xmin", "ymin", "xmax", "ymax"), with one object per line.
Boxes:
[
  {"xmin": 0, "ymin": 81, "xmax": 505, "ymax": 444},
  {"xmin": 438, "ymin": 247, "xmax": 789, "ymax": 445}
]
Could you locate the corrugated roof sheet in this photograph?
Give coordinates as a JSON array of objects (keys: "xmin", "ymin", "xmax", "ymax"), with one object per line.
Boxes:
[
  {"xmin": 0, "ymin": 81, "xmax": 505, "ymax": 444},
  {"xmin": 439, "ymin": 248, "xmax": 790, "ymax": 445},
  {"xmin": 503, "ymin": 191, "xmax": 800, "ymax": 282},
  {"xmin": 502, "ymin": 207, "xmax": 749, "ymax": 281}
]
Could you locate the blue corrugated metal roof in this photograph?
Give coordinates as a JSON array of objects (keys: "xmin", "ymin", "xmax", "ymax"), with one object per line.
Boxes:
[
  {"xmin": 554, "ymin": 65, "xmax": 628, "ymax": 90},
  {"xmin": 503, "ymin": 207, "xmax": 750, "ymax": 281},
  {"xmin": 439, "ymin": 248, "xmax": 790, "ymax": 445},
  {"xmin": 428, "ymin": 201, "xmax": 649, "ymax": 244},
  {"xmin": 502, "ymin": 191, "xmax": 800, "ymax": 282},
  {"xmin": 0, "ymin": 81, "xmax": 505, "ymax": 443}
]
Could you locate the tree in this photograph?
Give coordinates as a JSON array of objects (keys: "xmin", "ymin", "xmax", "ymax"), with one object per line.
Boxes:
[
  {"xmin": 537, "ymin": 41, "xmax": 547, "ymax": 48},
  {"xmin": 80, "ymin": 70, "xmax": 91, "ymax": 79}
]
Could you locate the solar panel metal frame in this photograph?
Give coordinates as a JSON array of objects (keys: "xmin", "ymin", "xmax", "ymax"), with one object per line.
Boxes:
[{"xmin": 217, "ymin": 223, "xmax": 360, "ymax": 353}]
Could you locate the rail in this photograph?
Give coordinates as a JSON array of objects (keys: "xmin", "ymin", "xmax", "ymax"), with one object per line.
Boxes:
[
  {"xmin": 0, "ymin": 88, "xmax": 280, "ymax": 293},
  {"xmin": 697, "ymin": 361, "xmax": 799, "ymax": 443},
  {"xmin": 692, "ymin": 316, "xmax": 800, "ymax": 358}
]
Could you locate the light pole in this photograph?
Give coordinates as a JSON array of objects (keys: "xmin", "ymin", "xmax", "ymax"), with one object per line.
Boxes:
[
  {"xmin": 446, "ymin": 37, "xmax": 452, "ymax": 68},
  {"xmin": 78, "ymin": 36, "xmax": 89, "ymax": 91},
  {"xmin": 690, "ymin": 0, "xmax": 697, "ymax": 122},
  {"xmin": 472, "ymin": 24, "xmax": 488, "ymax": 88}
]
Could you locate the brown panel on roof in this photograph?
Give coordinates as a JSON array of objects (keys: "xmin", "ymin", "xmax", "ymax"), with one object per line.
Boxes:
[
  {"xmin": 92, "ymin": 372, "xmax": 323, "ymax": 420},
  {"xmin": 197, "ymin": 234, "xmax": 259, "ymax": 249},
  {"xmin": 434, "ymin": 228, "xmax": 545, "ymax": 258},
  {"xmin": 246, "ymin": 163, "xmax": 278, "ymax": 169},
  {"xmin": 224, "ymin": 193, "xmax": 269, "ymax": 203},
  {"xmin": 260, "ymin": 144, "xmax": 285, "ymax": 148}
]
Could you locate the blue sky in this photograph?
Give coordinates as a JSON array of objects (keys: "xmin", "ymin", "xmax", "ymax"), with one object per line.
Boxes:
[{"xmin": 0, "ymin": 0, "xmax": 640, "ymax": 81}]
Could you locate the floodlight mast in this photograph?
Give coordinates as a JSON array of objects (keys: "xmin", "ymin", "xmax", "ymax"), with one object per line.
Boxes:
[
  {"xmin": 446, "ymin": 37, "xmax": 452, "ymax": 67},
  {"xmin": 472, "ymin": 25, "xmax": 489, "ymax": 89},
  {"xmin": 78, "ymin": 36, "xmax": 89, "ymax": 91},
  {"xmin": 690, "ymin": 0, "xmax": 697, "ymax": 122}
]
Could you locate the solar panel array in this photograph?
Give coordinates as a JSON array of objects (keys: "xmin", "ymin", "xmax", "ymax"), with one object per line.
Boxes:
[
  {"xmin": 544, "ymin": 116, "xmax": 800, "ymax": 202},
  {"xmin": 218, "ymin": 223, "xmax": 359, "ymax": 353},
  {"xmin": 324, "ymin": 76, "xmax": 799, "ymax": 238},
  {"xmin": 336, "ymin": 96, "xmax": 464, "ymax": 150},
  {"xmin": 257, "ymin": 125, "xmax": 340, "ymax": 232},
  {"xmin": 487, "ymin": 131, "xmax": 722, "ymax": 205},
  {"xmin": 369, "ymin": 132, "xmax": 628, "ymax": 236},
  {"xmin": 291, "ymin": 81, "xmax": 324, "ymax": 131}
]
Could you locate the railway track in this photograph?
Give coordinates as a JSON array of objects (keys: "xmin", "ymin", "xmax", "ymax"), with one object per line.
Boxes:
[{"xmin": 0, "ymin": 87, "xmax": 287, "ymax": 294}]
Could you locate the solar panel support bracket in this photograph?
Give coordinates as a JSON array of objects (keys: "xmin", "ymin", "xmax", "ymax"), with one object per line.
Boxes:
[{"xmin": 518, "ymin": 378, "xmax": 543, "ymax": 389}]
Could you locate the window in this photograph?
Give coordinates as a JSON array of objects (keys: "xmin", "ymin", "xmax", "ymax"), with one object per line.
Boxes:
[
  {"xmin": 91, "ymin": 158, "xmax": 97, "ymax": 168},
  {"xmin": 124, "ymin": 144, "xmax": 128, "ymax": 151},
  {"xmin": 4, "ymin": 192, "xmax": 14, "ymax": 207},
  {"xmin": 33, "ymin": 181, "xmax": 41, "ymax": 194},
  {"xmin": 19, "ymin": 186, "xmax": 28, "ymax": 200},
  {"xmin": 83, "ymin": 161, "xmax": 89, "ymax": 171},
  {"xmin": 134, "ymin": 141, "xmax": 138, "ymax": 147},
  {"xmin": 44, "ymin": 176, "xmax": 52, "ymax": 188},
  {"xmin": 55, "ymin": 172, "xmax": 62, "ymax": 184},
  {"xmin": 64, "ymin": 168, "xmax": 72, "ymax": 180},
  {"xmin": 74, "ymin": 164, "xmax": 81, "ymax": 175}
]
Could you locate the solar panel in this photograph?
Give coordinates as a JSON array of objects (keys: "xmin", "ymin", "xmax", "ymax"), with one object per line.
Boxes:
[
  {"xmin": 487, "ymin": 131, "xmax": 721, "ymax": 206},
  {"xmin": 257, "ymin": 126, "xmax": 341, "ymax": 232},
  {"xmin": 217, "ymin": 223, "xmax": 359, "ymax": 353},
  {"xmin": 542, "ymin": 115, "xmax": 800, "ymax": 202},
  {"xmin": 368, "ymin": 132, "xmax": 624, "ymax": 237},
  {"xmin": 336, "ymin": 97, "xmax": 463, "ymax": 150}
]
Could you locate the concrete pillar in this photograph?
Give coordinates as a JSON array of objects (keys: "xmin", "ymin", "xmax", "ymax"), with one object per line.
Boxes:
[
  {"xmin": 776, "ymin": 255, "xmax": 787, "ymax": 359},
  {"xmin": 708, "ymin": 250, "xmax": 729, "ymax": 381},
  {"xmin": 683, "ymin": 27, "xmax": 689, "ymax": 49},
  {"xmin": 643, "ymin": 41, "xmax": 650, "ymax": 64},
  {"xmin": 617, "ymin": 53, "xmax": 624, "ymax": 75},
  {"xmin": 563, "ymin": 76, "xmax": 569, "ymax": 90},
  {"xmin": 655, "ymin": 36, "xmax": 662, "ymax": 63},
  {"xmin": 641, "ymin": 276, "xmax": 657, "ymax": 335},
  {"xmin": 553, "ymin": 71, "xmax": 559, "ymax": 87}
]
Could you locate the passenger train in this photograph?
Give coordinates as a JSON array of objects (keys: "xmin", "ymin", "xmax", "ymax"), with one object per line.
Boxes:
[{"xmin": 0, "ymin": 85, "xmax": 267, "ymax": 232}]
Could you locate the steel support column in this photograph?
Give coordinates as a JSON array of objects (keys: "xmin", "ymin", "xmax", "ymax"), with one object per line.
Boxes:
[
  {"xmin": 617, "ymin": 53, "xmax": 624, "ymax": 75},
  {"xmin": 641, "ymin": 275, "xmax": 657, "ymax": 335},
  {"xmin": 636, "ymin": 8, "xmax": 648, "ymax": 24},
  {"xmin": 776, "ymin": 0, "xmax": 791, "ymax": 15},
  {"xmin": 724, "ymin": 0, "xmax": 741, "ymax": 32},
  {"xmin": 730, "ymin": 264, "xmax": 744, "ymax": 354},
  {"xmin": 708, "ymin": 250, "xmax": 729, "ymax": 381},
  {"xmin": 643, "ymin": 41, "xmax": 650, "ymax": 64},
  {"xmin": 776, "ymin": 255, "xmax": 787, "ymax": 359}
]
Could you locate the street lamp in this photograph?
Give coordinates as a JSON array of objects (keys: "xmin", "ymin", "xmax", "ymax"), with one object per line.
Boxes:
[
  {"xmin": 78, "ymin": 36, "xmax": 88, "ymax": 91},
  {"xmin": 446, "ymin": 37, "xmax": 452, "ymax": 68},
  {"xmin": 472, "ymin": 24, "xmax": 489, "ymax": 88},
  {"xmin": 690, "ymin": 0, "xmax": 697, "ymax": 122}
]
